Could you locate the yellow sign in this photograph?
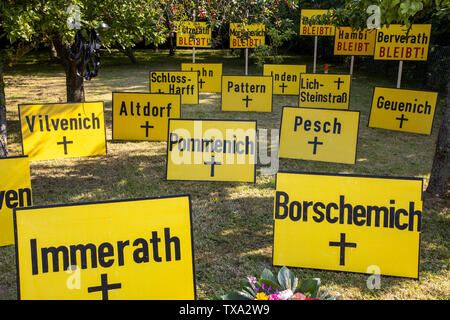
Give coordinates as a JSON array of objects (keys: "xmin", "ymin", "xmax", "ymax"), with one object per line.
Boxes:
[
  {"xmin": 149, "ymin": 71, "xmax": 199, "ymax": 104},
  {"xmin": 221, "ymin": 76, "xmax": 273, "ymax": 112},
  {"xmin": 273, "ymin": 171, "xmax": 422, "ymax": 279},
  {"xmin": 279, "ymin": 107, "xmax": 360, "ymax": 164},
  {"xmin": 334, "ymin": 27, "xmax": 376, "ymax": 55},
  {"xmin": 176, "ymin": 21, "xmax": 211, "ymax": 48},
  {"xmin": 112, "ymin": 92, "xmax": 181, "ymax": 141},
  {"xmin": 166, "ymin": 119, "xmax": 256, "ymax": 182},
  {"xmin": 0, "ymin": 156, "xmax": 32, "ymax": 246},
  {"xmin": 14, "ymin": 195, "xmax": 195, "ymax": 300},
  {"xmin": 263, "ymin": 64, "xmax": 307, "ymax": 95},
  {"xmin": 19, "ymin": 102, "xmax": 106, "ymax": 161},
  {"xmin": 229, "ymin": 23, "xmax": 266, "ymax": 48},
  {"xmin": 299, "ymin": 73, "xmax": 351, "ymax": 110},
  {"xmin": 181, "ymin": 63, "xmax": 222, "ymax": 93},
  {"xmin": 374, "ymin": 24, "xmax": 431, "ymax": 61},
  {"xmin": 368, "ymin": 87, "xmax": 438, "ymax": 135},
  {"xmin": 300, "ymin": 9, "xmax": 335, "ymax": 36}
]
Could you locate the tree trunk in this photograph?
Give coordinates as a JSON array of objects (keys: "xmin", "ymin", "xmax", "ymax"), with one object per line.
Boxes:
[
  {"xmin": 0, "ymin": 65, "xmax": 8, "ymax": 157},
  {"xmin": 168, "ymin": 32, "xmax": 175, "ymax": 56},
  {"xmin": 426, "ymin": 80, "xmax": 450, "ymax": 198},
  {"xmin": 52, "ymin": 36, "xmax": 85, "ymax": 103},
  {"xmin": 65, "ymin": 60, "xmax": 85, "ymax": 102},
  {"xmin": 119, "ymin": 46, "xmax": 138, "ymax": 64},
  {"xmin": 49, "ymin": 39, "xmax": 59, "ymax": 63}
]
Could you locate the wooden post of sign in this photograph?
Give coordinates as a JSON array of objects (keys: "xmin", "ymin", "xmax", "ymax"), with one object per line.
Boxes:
[
  {"xmin": 397, "ymin": 60, "xmax": 403, "ymax": 88},
  {"xmin": 313, "ymin": 35, "xmax": 318, "ymax": 73},
  {"xmin": 192, "ymin": 10, "xmax": 196, "ymax": 63},
  {"xmin": 245, "ymin": 48, "xmax": 249, "ymax": 74},
  {"xmin": 245, "ymin": 11, "xmax": 249, "ymax": 75},
  {"xmin": 350, "ymin": 55, "xmax": 355, "ymax": 76}
]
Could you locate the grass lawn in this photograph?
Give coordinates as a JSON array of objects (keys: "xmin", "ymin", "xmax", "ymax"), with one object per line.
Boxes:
[{"xmin": 0, "ymin": 48, "xmax": 448, "ymax": 300}]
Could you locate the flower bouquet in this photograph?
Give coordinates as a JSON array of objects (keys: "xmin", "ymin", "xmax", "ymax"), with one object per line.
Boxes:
[{"xmin": 220, "ymin": 266, "xmax": 338, "ymax": 300}]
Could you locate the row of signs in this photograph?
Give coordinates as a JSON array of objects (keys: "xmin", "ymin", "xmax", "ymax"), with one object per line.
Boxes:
[
  {"xmin": 5, "ymin": 155, "xmax": 422, "ymax": 299},
  {"xmin": 17, "ymin": 76, "xmax": 438, "ymax": 164},
  {"xmin": 177, "ymin": 11, "xmax": 431, "ymax": 61}
]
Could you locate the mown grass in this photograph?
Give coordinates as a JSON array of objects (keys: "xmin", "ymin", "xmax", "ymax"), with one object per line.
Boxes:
[{"xmin": 0, "ymin": 48, "xmax": 448, "ymax": 300}]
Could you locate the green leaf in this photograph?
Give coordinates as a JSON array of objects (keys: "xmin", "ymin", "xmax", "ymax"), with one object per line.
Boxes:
[
  {"xmin": 259, "ymin": 278, "xmax": 282, "ymax": 291},
  {"xmin": 277, "ymin": 266, "xmax": 297, "ymax": 291},
  {"xmin": 260, "ymin": 268, "xmax": 278, "ymax": 285},
  {"xmin": 297, "ymin": 278, "xmax": 321, "ymax": 298},
  {"xmin": 239, "ymin": 277, "xmax": 254, "ymax": 290}
]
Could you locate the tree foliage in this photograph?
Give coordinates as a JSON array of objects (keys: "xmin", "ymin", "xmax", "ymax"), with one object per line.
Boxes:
[{"xmin": 302, "ymin": 0, "xmax": 449, "ymax": 30}]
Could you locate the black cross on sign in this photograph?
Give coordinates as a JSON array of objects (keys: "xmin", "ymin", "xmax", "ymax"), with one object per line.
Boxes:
[
  {"xmin": 308, "ymin": 137, "xmax": 323, "ymax": 155},
  {"xmin": 56, "ymin": 136, "xmax": 73, "ymax": 155},
  {"xmin": 334, "ymin": 77, "xmax": 344, "ymax": 90},
  {"xmin": 242, "ymin": 95, "xmax": 253, "ymax": 108},
  {"xmin": 279, "ymin": 83, "xmax": 288, "ymax": 93},
  {"xmin": 198, "ymin": 78, "xmax": 206, "ymax": 89},
  {"xmin": 141, "ymin": 121, "xmax": 154, "ymax": 137},
  {"xmin": 329, "ymin": 233, "xmax": 357, "ymax": 266},
  {"xmin": 396, "ymin": 114, "xmax": 409, "ymax": 129},
  {"xmin": 204, "ymin": 155, "xmax": 222, "ymax": 177},
  {"xmin": 87, "ymin": 273, "xmax": 122, "ymax": 300}
]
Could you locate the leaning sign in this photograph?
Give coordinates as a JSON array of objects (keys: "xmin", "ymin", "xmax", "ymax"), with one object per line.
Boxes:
[
  {"xmin": 273, "ymin": 171, "xmax": 422, "ymax": 279},
  {"xmin": 166, "ymin": 119, "xmax": 257, "ymax": 182},
  {"xmin": 112, "ymin": 92, "xmax": 181, "ymax": 141},
  {"xmin": 368, "ymin": 87, "xmax": 438, "ymax": 135},
  {"xmin": 299, "ymin": 9, "xmax": 335, "ymax": 36},
  {"xmin": 221, "ymin": 75, "xmax": 273, "ymax": 112},
  {"xmin": 374, "ymin": 24, "xmax": 431, "ymax": 61},
  {"xmin": 0, "ymin": 156, "xmax": 32, "ymax": 246},
  {"xmin": 14, "ymin": 195, "xmax": 196, "ymax": 299},
  {"xmin": 18, "ymin": 102, "xmax": 106, "ymax": 161},
  {"xmin": 299, "ymin": 74, "xmax": 351, "ymax": 110},
  {"xmin": 263, "ymin": 64, "xmax": 306, "ymax": 95},
  {"xmin": 150, "ymin": 71, "xmax": 199, "ymax": 104},
  {"xmin": 279, "ymin": 107, "xmax": 360, "ymax": 164},
  {"xmin": 176, "ymin": 21, "xmax": 211, "ymax": 48},
  {"xmin": 181, "ymin": 63, "xmax": 222, "ymax": 93},
  {"xmin": 334, "ymin": 27, "xmax": 376, "ymax": 56},
  {"xmin": 229, "ymin": 23, "xmax": 266, "ymax": 48}
]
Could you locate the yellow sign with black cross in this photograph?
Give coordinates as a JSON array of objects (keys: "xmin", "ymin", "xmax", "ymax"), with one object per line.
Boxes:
[
  {"xmin": 299, "ymin": 73, "xmax": 351, "ymax": 110},
  {"xmin": 229, "ymin": 23, "xmax": 266, "ymax": 48},
  {"xmin": 374, "ymin": 24, "xmax": 431, "ymax": 61},
  {"xmin": 166, "ymin": 119, "xmax": 256, "ymax": 182},
  {"xmin": 18, "ymin": 102, "xmax": 106, "ymax": 161},
  {"xmin": 149, "ymin": 71, "xmax": 199, "ymax": 104},
  {"xmin": 112, "ymin": 92, "xmax": 181, "ymax": 141},
  {"xmin": 300, "ymin": 9, "xmax": 335, "ymax": 36},
  {"xmin": 279, "ymin": 107, "xmax": 360, "ymax": 164},
  {"xmin": 273, "ymin": 171, "xmax": 422, "ymax": 279},
  {"xmin": 263, "ymin": 64, "xmax": 307, "ymax": 95},
  {"xmin": 334, "ymin": 27, "xmax": 376, "ymax": 56},
  {"xmin": 221, "ymin": 75, "xmax": 273, "ymax": 112},
  {"xmin": 0, "ymin": 156, "xmax": 32, "ymax": 246},
  {"xmin": 14, "ymin": 195, "xmax": 196, "ymax": 300},
  {"xmin": 176, "ymin": 21, "xmax": 211, "ymax": 48},
  {"xmin": 181, "ymin": 63, "xmax": 222, "ymax": 93},
  {"xmin": 368, "ymin": 87, "xmax": 438, "ymax": 135}
]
